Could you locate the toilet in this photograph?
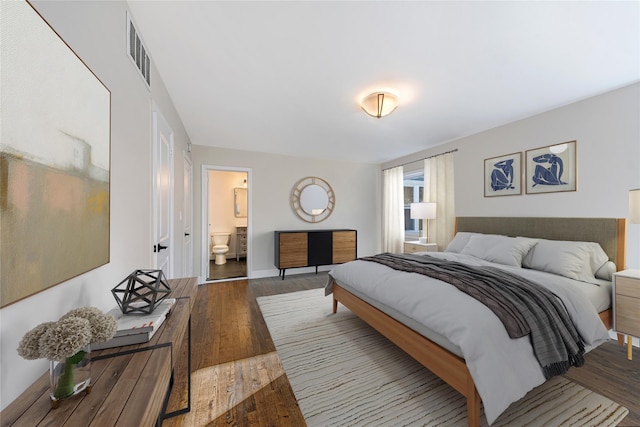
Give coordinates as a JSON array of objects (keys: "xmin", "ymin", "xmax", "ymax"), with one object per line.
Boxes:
[{"xmin": 211, "ymin": 232, "xmax": 231, "ymax": 265}]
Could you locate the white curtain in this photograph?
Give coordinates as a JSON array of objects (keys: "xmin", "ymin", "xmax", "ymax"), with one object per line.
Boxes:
[
  {"xmin": 383, "ymin": 166, "xmax": 405, "ymax": 253},
  {"xmin": 424, "ymin": 152, "xmax": 455, "ymax": 250}
]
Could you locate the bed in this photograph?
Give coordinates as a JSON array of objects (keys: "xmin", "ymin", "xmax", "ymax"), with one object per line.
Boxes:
[{"xmin": 327, "ymin": 217, "xmax": 626, "ymax": 427}]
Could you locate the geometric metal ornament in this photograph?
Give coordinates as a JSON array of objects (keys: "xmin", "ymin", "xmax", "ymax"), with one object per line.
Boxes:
[{"xmin": 111, "ymin": 269, "xmax": 171, "ymax": 315}]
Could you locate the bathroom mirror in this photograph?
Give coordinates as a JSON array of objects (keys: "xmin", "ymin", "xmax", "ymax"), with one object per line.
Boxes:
[
  {"xmin": 234, "ymin": 187, "xmax": 247, "ymax": 218},
  {"xmin": 291, "ymin": 176, "xmax": 335, "ymax": 223}
]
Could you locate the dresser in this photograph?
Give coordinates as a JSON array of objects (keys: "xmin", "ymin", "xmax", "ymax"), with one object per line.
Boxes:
[
  {"xmin": 613, "ymin": 269, "xmax": 640, "ymax": 360},
  {"xmin": 274, "ymin": 229, "xmax": 357, "ymax": 279},
  {"xmin": 236, "ymin": 226, "xmax": 247, "ymax": 261}
]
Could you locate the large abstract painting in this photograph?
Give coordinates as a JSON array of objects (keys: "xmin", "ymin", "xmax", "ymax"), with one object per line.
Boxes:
[
  {"xmin": 484, "ymin": 152, "xmax": 522, "ymax": 197},
  {"xmin": 525, "ymin": 141, "xmax": 577, "ymax": 194},
  {"xmin": 0, "ymin": 1, "xmax": 111, "ymax": 307}
]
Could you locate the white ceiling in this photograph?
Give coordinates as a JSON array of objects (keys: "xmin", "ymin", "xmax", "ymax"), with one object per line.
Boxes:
[{"xmin": 126, "ymin": 1, "xmax": 640, "ymax": 164}]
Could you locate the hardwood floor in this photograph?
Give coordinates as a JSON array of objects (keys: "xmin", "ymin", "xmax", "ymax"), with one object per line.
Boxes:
[
  {"xmin": 208, "ymin": 258, "xmax": 247, "ymax": 281},
  {"xmin": 564, "ymin": 340, "xmax": 640, "ymax": 426},
  {"xmin": 164, "ymin": 272, "xmax": 640, "ymax": 426}
]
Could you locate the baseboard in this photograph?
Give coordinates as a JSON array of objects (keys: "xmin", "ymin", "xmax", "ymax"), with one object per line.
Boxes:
[
  {"xmin": 607, "ymin": 330, "xmax": 639, "ymax": 348},
  {"xmin": 251, "ymin": 265, "xmax": 333, "ymax": 279}
]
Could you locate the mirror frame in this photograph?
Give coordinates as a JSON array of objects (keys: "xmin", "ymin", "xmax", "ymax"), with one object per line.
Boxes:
[{"xmin": 291, "ymin": 176, "xmax": 335, "ymax": 223}]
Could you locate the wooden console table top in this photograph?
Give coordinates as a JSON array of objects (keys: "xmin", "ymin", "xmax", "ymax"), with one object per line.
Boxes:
[{"xmin": 1, "ymin": 276, "xmax": 198, "ymax": 427}]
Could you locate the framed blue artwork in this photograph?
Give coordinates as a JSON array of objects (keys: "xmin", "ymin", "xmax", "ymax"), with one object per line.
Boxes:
[
  {"xmin": 525, "ymin": 141, "xmax": 577, "ymax": 194},
  {"xmin": 484, "ymin": 152, "xmax": 522, "ymax": 197}
]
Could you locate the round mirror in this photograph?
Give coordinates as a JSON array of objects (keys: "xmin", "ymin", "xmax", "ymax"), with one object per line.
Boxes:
[
  {"xmin": 300, "ymin": 184, "xmax": 329, "ymax": 215},
  {"xmin": 291, "ymin": 177, "xmax": 335, "ymax": 223}
]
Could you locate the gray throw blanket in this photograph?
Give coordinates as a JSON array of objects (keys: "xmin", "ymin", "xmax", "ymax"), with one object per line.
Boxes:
[{"xmin": 359, "ymin": 253, "xmax": 585, "ymax": 379}]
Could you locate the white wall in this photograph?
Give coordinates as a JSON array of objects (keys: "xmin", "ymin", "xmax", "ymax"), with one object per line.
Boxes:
[
  {"xmin": 0, "ymin": 1, "xmax": 191, "ymax": 410},
  {"xmin": 383, "ymin": 83, "xmax": 640, "ymax": 269},
  {"xmin": 192, "ymin": 146, "xmax": 381, "ymax": 280}
]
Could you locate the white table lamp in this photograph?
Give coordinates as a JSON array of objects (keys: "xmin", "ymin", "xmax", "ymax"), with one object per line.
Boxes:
[{"xmin": 410, "ymin": 202, "xmax": 437, "ymax": 243}]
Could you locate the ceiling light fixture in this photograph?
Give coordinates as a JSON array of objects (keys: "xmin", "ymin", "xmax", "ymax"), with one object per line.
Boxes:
[{"xmin": 360, "ymin": 91, "xmax": 398, "ymax": 118}]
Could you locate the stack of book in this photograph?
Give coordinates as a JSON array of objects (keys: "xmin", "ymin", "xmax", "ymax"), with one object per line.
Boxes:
[{"xmin": 92, "ymin": 298, "xmax": 176, "ymax": 350}]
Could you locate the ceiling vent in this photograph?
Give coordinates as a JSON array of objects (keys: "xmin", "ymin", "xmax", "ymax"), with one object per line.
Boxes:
[{"xmin": 126, "ymin": 12, "xmax": 150, "ymax": 88}]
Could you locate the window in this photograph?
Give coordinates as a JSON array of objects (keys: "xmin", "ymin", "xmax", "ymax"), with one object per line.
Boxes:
[{"xmin": 403, "ymin": 170, "xmax": 424, "ymax": 239}]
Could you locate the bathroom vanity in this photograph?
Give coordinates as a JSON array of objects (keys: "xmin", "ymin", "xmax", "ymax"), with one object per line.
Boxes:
[
  {"xmin": 236, "ymin": 226, "xmax": 247, "ymax": 261},
  {"xmin": 274, "ymin": 229, "xmax": 357, "ymax": 279}
]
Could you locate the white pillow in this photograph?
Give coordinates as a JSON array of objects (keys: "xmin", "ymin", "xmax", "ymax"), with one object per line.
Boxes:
[
  {"xmin": 595, "ymin": 261, "xmax": 616, "ymax": 281},
  {"xmin": 584, "ymin": 242, "xmax": 611, "ymax": 273},
  {"xmin": 445, "ymin": 232, "xmax": 477, "ymax": 253},
  {"xmin": 460, "ymin": 234, "xmax": 538, "ymax": 267},
  {"xmin": 522, "ymin": 239, "xmax": 610, "ymax": 282}
]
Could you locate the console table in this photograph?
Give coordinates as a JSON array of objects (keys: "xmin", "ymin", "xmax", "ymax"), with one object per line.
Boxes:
[
  {"xmin": 1, "ymin": 276, "xmax": 198, "ymax": 427},
  {"xmin": 274, "ymin": 229, "xmax": 357, "ymax": 279}
]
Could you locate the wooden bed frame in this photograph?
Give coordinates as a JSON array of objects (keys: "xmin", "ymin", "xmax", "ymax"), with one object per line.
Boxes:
[{"xmin": 331, "ymin": 217, "xmax": 626, "ymax": 427}]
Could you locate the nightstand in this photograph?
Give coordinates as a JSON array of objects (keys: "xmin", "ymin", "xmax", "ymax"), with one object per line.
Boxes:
[
  {"xmin": 613, "ymin": 269, "xmax": 640, "ymax": 360},
  {"xmin": 404, "ymin": 241, "xmax": 438, "ymax": 254}
]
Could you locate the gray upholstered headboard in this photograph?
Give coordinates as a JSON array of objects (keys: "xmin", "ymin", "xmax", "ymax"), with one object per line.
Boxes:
[{"xmin": 455, "ymin": 217, "xmax": 627, "ymax": 271}]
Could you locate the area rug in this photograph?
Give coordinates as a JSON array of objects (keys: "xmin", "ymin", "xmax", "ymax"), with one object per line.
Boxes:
[{"xmin": 257, "ymin": 288, "xmax": 629, "ymax": 427}]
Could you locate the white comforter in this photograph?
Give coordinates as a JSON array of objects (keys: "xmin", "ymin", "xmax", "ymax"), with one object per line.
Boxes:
[{"xmin": 327, "ymin": 252, "xmax": 610, "ymax": 425}]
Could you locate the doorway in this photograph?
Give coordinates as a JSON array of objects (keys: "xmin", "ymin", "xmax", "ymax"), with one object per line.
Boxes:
[{"xmin": 203, "ymin": 166, "xmax": 250, "ymax": 282}]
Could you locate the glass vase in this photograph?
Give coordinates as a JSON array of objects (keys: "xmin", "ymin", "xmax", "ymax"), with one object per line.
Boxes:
[{"xmin": 49, "ymin": 345, "xmax": 91, "ymax": 407}]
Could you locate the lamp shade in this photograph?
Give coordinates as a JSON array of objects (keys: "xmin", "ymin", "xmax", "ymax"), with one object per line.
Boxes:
[
  {"xmin": 361, "ymin": 92, "xmax": 398, "ymax": 118},
  {"xmin": 410, "ymin": 202, "xmax": 437, "ymax": 220},
  {"xmin": 630, "ymin": 189, "xmax": 640, "ymax": 224}
]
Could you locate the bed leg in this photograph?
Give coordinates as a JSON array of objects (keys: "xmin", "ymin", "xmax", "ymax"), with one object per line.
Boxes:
[
  {"xmin": 467, "ymin": 388, "xmax": 480, "ymax": 427},
  {"xmin": 333, "ymin": 296, "xmax": 338, "ymax": 314},
  {"xmin": 617, "ymin": 333, "xmax": 625, "ymax": 346}
]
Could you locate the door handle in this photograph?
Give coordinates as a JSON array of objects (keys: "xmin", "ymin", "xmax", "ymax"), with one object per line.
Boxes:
[
  {"xmin": 184, "ymin": 233, "xmax": 190, "ymax": 236},
  {"xmin": 154, "ymin": 244, "xmax": 168, "ymax": 253}
]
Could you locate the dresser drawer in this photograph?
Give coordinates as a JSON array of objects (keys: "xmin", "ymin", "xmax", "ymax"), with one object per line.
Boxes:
[
  {"xmin": 616, "ymin": 276, "xmax": 640, "ymax": 298},
  {"xmin": 615, "ymin": 294, "xmax": 640, "ymax": 336},
  {"xmin": 279, "ymin": 233, "xmax": 308, "ymax": 268},
  {"xmin": 405, "ymin": 243, "xmax": 423, "ymax": 253},
  {"xmin": 404, "ymin": 242, "xmax": 437, "ymax": 254},
  {"xmin": 332, "ymin": 231, "xmax": 357, "ymax": 264}
]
